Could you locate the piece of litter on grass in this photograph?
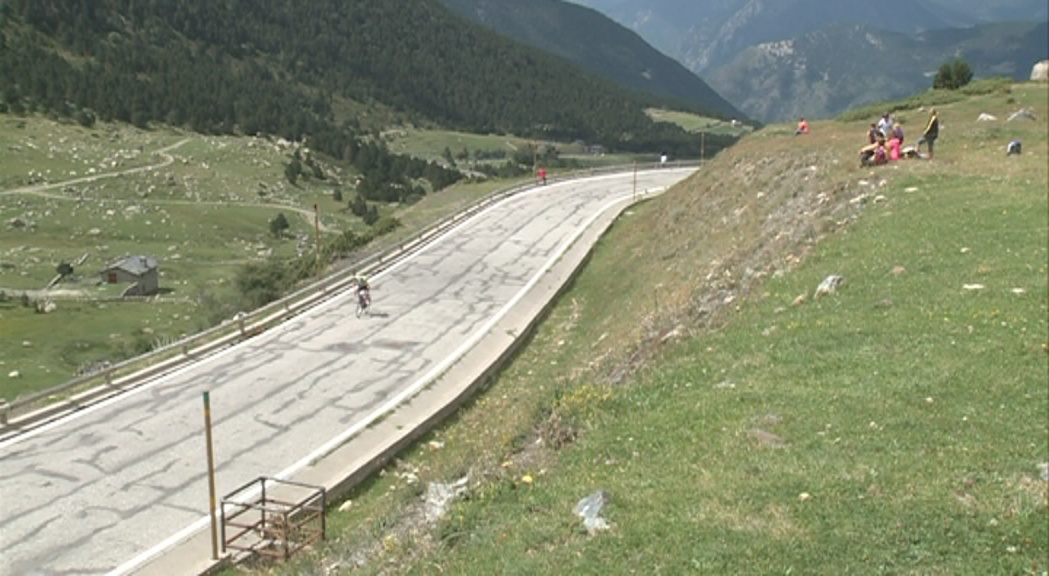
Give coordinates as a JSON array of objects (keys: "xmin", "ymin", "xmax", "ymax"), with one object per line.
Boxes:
[
  {"xmin": 960, "ymin": 247, "xmax": 971, "ymax": 253},
  {"xmin": 1011, "ymin": 288, "xmax": 1026, "ymax": 295},
  {"xmin": 962, "ymin": 284, "xmax": 985, "ymax": 291},
  {"xmin": 904, "ymin": 187, "xmax": 919, "ymax": 193},
  {"xmin": 574, "ymin": 491, "xmax": 611, "ymax": 535}
]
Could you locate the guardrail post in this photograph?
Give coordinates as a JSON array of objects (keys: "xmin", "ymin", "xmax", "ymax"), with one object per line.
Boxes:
[
  {"xmin": 0, "ymin": 399, "xmax": 9, "ymax": 426},
  {"xmin": 182, "ymin": 342, "xmax": 189, "ymax": 356},
  {"xmin": 105, "ymin": 369, "xmax": 113, "ymax": 386},
  {"xmin": 238, "ymin": 317, "xmax": 246, "ymax": 336}
]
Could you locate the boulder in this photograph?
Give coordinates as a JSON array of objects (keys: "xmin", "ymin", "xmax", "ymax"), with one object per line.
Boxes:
[{"xmin": 1031, "ymin": 60, "xmax": 1049, "ymax": 82}]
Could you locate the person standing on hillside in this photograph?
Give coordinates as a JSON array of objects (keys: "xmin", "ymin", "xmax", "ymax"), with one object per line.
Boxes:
[
  {"xmin": 917, "ymin": 108, "xmax": 939, "ymax": 159},
  {"xmin": 868, "ymin": 123, "xmax": 880, "ymax": 144},
  {"xmin": 877, "ymin": 112, "xmax": 893, "ymax": 138}
]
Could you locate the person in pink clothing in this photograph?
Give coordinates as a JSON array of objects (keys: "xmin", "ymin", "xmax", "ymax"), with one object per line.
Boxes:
[{"xmin": 887, "ymin": 135, "xmax": 902, "ymax": 161}]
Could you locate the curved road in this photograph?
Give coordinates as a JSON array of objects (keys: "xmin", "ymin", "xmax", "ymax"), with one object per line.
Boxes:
[{"xmin": 0, "ymin": 168, "xmax": 694, "ymax": 575}]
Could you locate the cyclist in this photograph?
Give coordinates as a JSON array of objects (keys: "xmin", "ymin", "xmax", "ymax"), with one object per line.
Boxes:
[{"xmin": 355, "ymin": 274, "xmax": 371, "ymax": 309}]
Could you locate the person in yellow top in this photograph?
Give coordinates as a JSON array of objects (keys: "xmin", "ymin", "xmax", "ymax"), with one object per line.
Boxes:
[{"xmin": 916, "ymin": 108, "xmax": 939, "ymax": 159}]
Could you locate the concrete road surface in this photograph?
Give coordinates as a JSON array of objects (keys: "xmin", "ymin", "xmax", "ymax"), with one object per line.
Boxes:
[{"xmin": 0, "ymin": 168, "xmax": 694, "ymax": 575}]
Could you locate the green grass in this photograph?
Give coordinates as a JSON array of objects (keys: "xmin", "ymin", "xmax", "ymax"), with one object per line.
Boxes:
[
  {"xmin": 249, "ymin": 84, "xmax": 1048, "ymax": 575},
  {"xmin": 646, "ymin": 107, "xmax": 753, "ymax": 136},
  {"xmin": 0, "ymin": 116, "xmax": 575, "ymax": 399}
]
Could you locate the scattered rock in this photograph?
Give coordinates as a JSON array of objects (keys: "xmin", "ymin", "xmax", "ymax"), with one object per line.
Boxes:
[
  {"xmin": 814, "ymin": 275, "xmax": 844, "ymax": 299},
  {"xmin": 424, "ymin": 477, "xmax": 469, "ymax": 525},
  {"xmin": 1031, "ymin": 60, "xmax": 1049, "ymax": 82},
  {"xmin": 976, "ymin": 113, "xmax": 997, "ymax": 122},
  {"xmin": 1007, "ymin": 108, "xmax": 1036, "ymax": 122},
  {"xmin": 574, "ymin": 490, "xmax": 611, "ymax": 535},
  {"xmin": 1011, "ymin": 288, "xmax": 1026, "ymax": 295},
  {"xmin": 338, "ymin": 500, "xmax": 353, "ymax": 512},
  {"xmin": 1038, "ymin": 462, "xmax": 1048, "ymax": 482},
  {"xmin": 660, "ymin": 326, "xmax": 683, "ymax": 343},
  {"xmin": 7, "ymin": 370, "xmax": 20, "ymax": 379},
  {"xmin": 890, "ymin": 265, "xmax": 906, "ymax": 276},
  {"xmin": 798, "ymin": 492, "xmax": 812, "ymax": 502},
  {"xmin": 792, "ymin": 293, "xmax": 807, "ymax": 306},
  {"xmin": 962, "ymin": 284, "xmax": 985, "ymax": 291}
]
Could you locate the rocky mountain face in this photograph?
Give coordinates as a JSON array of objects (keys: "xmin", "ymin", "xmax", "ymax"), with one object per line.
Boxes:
[
  {"xmin": 576, "ymin": 0, "xmax": 956, "ymax": 73},
  {"xmin": 708, "ymin": 20, "xmax": 1049, "ymax": 121}
]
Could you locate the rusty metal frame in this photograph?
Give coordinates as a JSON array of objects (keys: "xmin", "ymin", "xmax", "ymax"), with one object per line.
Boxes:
[{"xmin": 220, "ymin": 476, "xmax": 326, "ymax": 561}]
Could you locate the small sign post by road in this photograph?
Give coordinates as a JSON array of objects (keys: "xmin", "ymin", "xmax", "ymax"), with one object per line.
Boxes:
[
  {"xmin": 313, "ymin": 203, "xmax": 322, "ymax": 280},
  {"xmin": 632, "ymin": 161, "xmax": 637, "ymax": 202},
  {"xmin": 203, "ymin": 391, "xmax": 219, "ymax": 560}
]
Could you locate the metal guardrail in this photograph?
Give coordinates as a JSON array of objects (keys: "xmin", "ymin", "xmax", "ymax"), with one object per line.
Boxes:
[{"xmin": 0, "ymin": 161, "xmax": 699, "ymax": 432}]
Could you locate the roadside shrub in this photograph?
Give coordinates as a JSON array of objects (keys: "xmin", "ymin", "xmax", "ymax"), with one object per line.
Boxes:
[{"xmin": 371, "ymin": 215, "xmax": 402, "ymax": 237}]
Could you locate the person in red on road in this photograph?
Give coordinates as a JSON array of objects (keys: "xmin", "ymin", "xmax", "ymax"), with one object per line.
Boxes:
[{"xmin": 537, "ymin": 166, "xmax": 547, "ymax": 185}]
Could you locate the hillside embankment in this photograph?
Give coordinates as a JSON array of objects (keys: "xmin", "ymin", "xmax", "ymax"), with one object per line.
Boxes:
[{"xmin": 243, "ymin": 82, "xmax": 1049, "ymax": 575}]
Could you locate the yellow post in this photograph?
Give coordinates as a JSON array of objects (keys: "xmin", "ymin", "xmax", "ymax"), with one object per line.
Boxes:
[
  {"xmin": 203, "ymin": 391, "xmax": 219, "ymax": 560},
  {"xmin": 313, "ymin": 203, "xmax": 322, "ymax": 280}
]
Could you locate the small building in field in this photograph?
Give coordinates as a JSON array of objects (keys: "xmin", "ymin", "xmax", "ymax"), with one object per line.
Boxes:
[{"xmin": 101, "ymin": 255, "xmax": 159, "ymax": 296}]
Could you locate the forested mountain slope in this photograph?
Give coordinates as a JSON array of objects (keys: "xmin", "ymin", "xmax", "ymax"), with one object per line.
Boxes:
[
  {"xmin": 438, "ymin": 0, "xmax": 744, "ymax": 120},
  {"xmin": 0, "ymin": 0, "xmax": 727, "ymax": 159}
]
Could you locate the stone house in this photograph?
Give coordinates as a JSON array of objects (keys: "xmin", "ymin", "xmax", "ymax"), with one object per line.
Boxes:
[{"xmin": 100, "ymin": 256, "xmax": 159, "ymax": 296}]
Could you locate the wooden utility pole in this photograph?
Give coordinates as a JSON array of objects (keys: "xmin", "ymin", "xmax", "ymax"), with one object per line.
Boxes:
[{"xmin": 203, "ymin": 391, "xmax": 219, "ymax": 560}]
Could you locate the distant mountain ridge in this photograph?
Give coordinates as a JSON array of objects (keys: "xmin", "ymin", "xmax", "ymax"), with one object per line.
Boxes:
[
  {"xmin": 709, "ymin": 20, "xmax": 1049, "ymax": 121},
  {"xmin": 570, "ymin": 0, "xmax": 1049, "ymax": 121},
  {"xmin": 576, "ymin": 0, "xmax": 962, "ymax": 73},
  {"xmin": 437, "ymin": 0, "xmax": 745, "ymax": 120}
]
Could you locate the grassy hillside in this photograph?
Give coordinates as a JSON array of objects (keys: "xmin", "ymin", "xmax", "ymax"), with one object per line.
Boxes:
[{"xmin": 253, "ymin": 82, "xmax": 1048, "ymax": 574}]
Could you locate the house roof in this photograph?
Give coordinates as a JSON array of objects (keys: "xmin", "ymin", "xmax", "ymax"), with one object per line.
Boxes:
[{"xmin": 106, "ymin": 255, "xmax": 158, "ymax": 276}]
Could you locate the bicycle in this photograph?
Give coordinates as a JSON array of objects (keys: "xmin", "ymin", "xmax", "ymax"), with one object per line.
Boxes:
[{"xmin": 355, "ymin": 289, "xmax": 371, "ymax": 318}]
